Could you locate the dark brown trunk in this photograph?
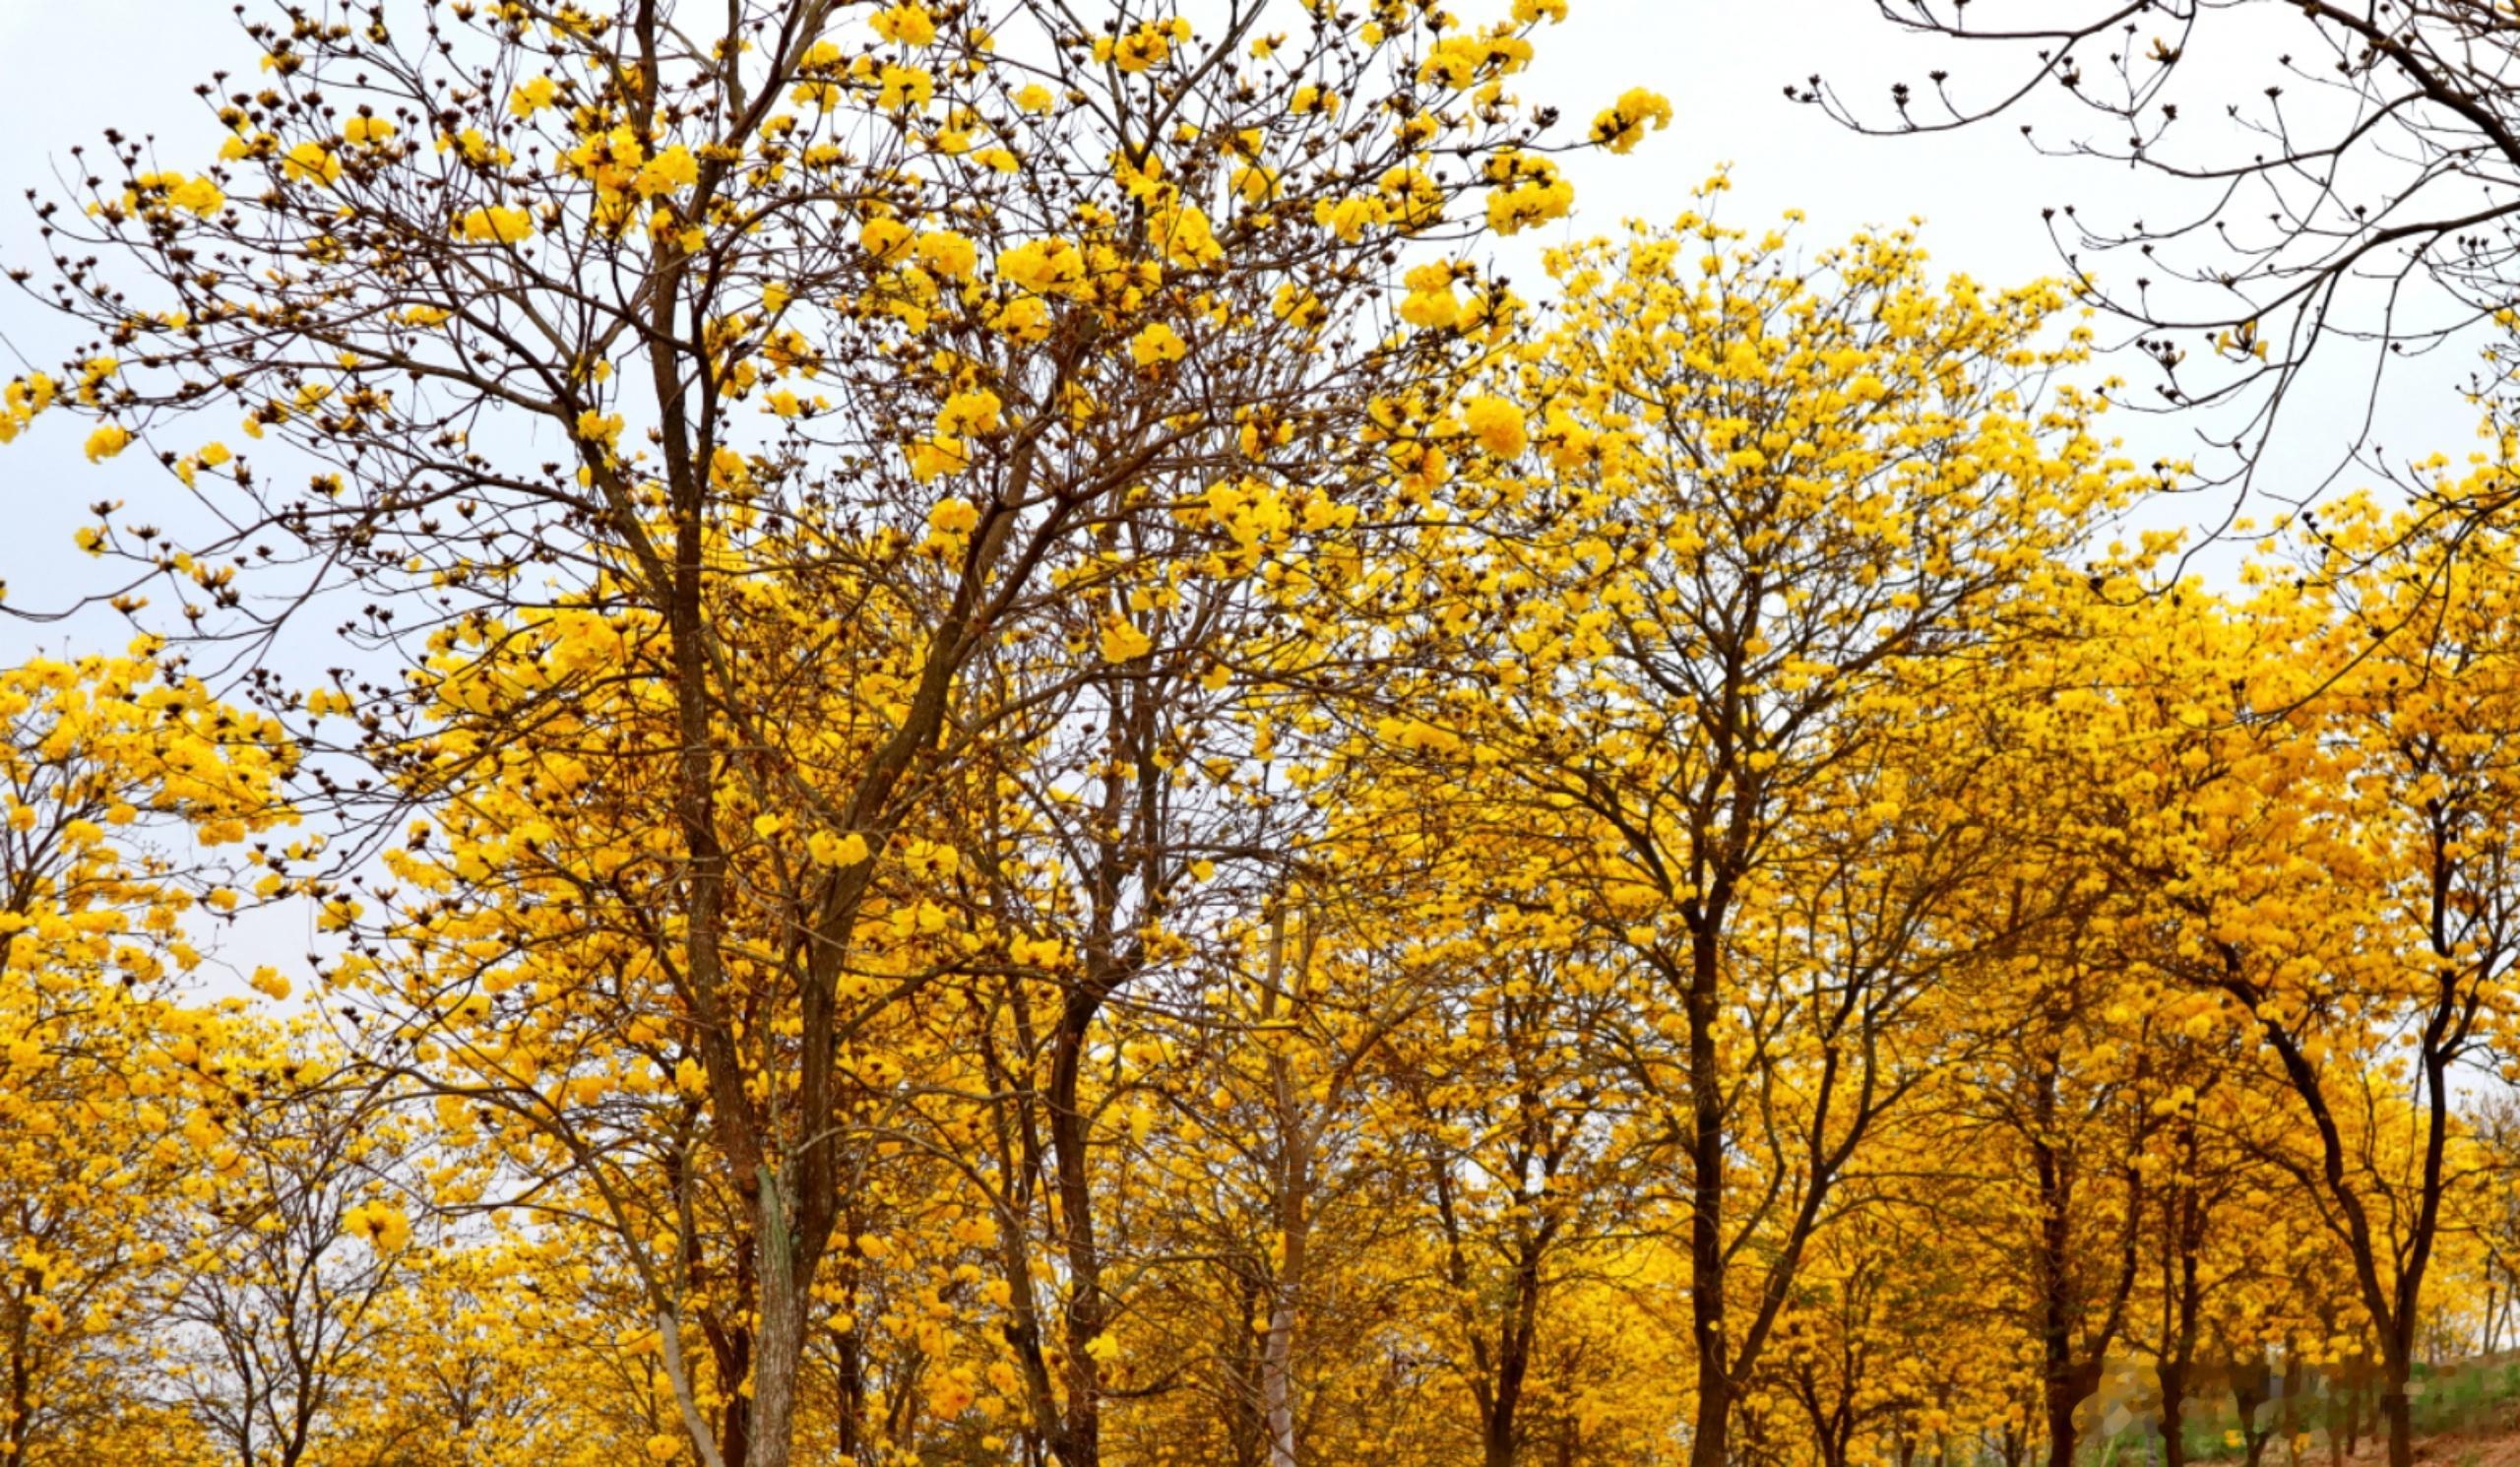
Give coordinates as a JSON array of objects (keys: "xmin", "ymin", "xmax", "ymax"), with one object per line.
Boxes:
[
  {"xmin": 1480, "ymin": 1240, "xmax": 1545, "ymax": 1467},
  {"xmin": 834, "ymin": 1316, "xmax": 864, "ymax": 1464},
  {"xmin": 2046, "ymin": 1360, "xmax": 2098, "ymax": 1467},
  {"xmin": 2322, "ymin": 1367, "xmax": 2343, "ymax": 1467},
  {"xmin": 2378, "ymin": 1348, "xmax": 2414, "ymax": 1467},
  {"xmin": 703, "ymin": 1322, "xmax": 752, "ymax": 1467},
  {"xmin": 1048, "ymin": 989, "xmax": 1109, "ymax": 1467},
  {"xmin": 1482, "ymin": 1409, "xmax": 1519, "ymax": 1467},
  {"xmin": 2277, "ymin": 1355, "xmax": 2302, "ymax": 1465},
  {"xmin": 2160, "ymin": 1190, "xmax": 2203, "ymax": 1467},
  {"xmin": 2231, "ymin": 1358, "xmax": 2272, "ymax": 1467},
  {"xmin": 2035, "ymin": 1146, "xmax": 2082, "ymax": 1467},
  {"xmin": 1686, "ymin": 924, "xmax": 1729, "ymax": 1467},
  {"xmin": 5, "ymin": 1293, "xmax": 30, "ymax": 1467},
  {"xmin": 2160, "ymin": 1361, "xmax": 2185, "ymax": 1467}
]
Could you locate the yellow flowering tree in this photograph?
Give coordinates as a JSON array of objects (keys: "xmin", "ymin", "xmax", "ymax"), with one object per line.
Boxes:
[
  {"xmin": 0, "ymin": 648, "xmax": 292, "ymax": 1467},
  {"xmin": 1, "ymin": 4, "xmax": 1667, "ymax": 1464},
  {"xmin": 1360, "ymin": 202, "xmax": 2141, "ymax": 1467}
]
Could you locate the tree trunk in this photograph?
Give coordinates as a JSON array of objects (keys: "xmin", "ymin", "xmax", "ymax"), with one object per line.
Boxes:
[
  {"xmin": 834, "ymin": 1316, "xmax": 864, "ymax": 1465},
  {"xmin": 2160, "ymin": 1361, "xmax": 2186, "ymax": 1467},
  {"xmin": 2235, "ymin": 1365, "xmax": 2271, "ymax": 1467},
  {"xmin": 2322, "ymin": 1368, "xmax": 2343, "ymax": 1467},
  {"xmin": 747, "ymin": 1212, "xmax": 814, "ymax": 1467},
  {"xmin": 2377, "ymin": 1347, "xmax": 2414, "ymax": 1467},
  {"xmin": 2160, "ymin": 1200, "xmax": 2202, "ymax": 1467},
  {"xmin": 1813, "ymin": 1416, "xmax": 1852, "ymax": 1467},
  {"xmin": 2046, "ymin": 1362, "xmax": 2091, "ymax": 1467},
  {"xmin": 708, "ymin": 1326, "xmax": 752, "ymax": 1467},
  {"xmin": 5, "ymin": 1297, "xmax": 30, "ymax": 1467},
  {"xmin": 1481, "ymin": 1248, "xmax": 1543, "ymax": 1467},
  {"xmin": 1261, "ymin": 1263, "xmax": 1300, "ymax": 1467},
  {"xmin": 1259, "ymin": 909, "xmax": 1312, "ymax": 1467},
  {"xmin": 2037, "ymin": 1204, "xmax": 2089, "ymax": 1467},
  {"xmin": 2031, "ymin": 1073, "xmax": 2080, "ymax": 1467},
  {"xmin": 1254, "ymin": 1184, "xmax": 1299, "ymax": 1467},
  {"xmin": 1686, "ymin": 925, "xmax": 1730, "ymax": 1467},
  {"xmin": 2277, "ymin": 1355, "xmax": 2302, "ymax": 1467},
  {"xmin": 1483, "ymin": 1409, "xmax": 1520, "ymax": 1467},
  {"xmin": 1049, "ymin": 989, "xmax": 1110, "ymax": 1467},
  {"xmin": 2342, "ymin": 1363, "xmax": 2361, "ymax": 1458}
]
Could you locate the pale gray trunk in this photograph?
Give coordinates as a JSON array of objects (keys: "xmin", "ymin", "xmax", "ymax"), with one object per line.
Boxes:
[
  {"xmin": 659, "ymin": 1308, "xmax": 729, "ymax": 1467},
  {"xmin": 1259, "ymin": 904, "xmax": 1312, "ymax": 1467},
  {"xmin": 748, "ymin": 1303, "xmax": 805, "ymax": 1467},
  {"xmin": 1260, "ymin": 1274, "xmax": 1300, "ymax": 1467},
  {"xmin": 747, "ymin": 1177, "xmax": 809, "ymax": 1467}
]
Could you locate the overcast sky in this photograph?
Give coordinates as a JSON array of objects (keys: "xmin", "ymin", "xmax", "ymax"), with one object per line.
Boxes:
[
  {"xmin": 0, "ymin": 0, "xmax": 2492, "ymax": 989},
  {"xmin": 0, "ymin": 0, "xmax": 2487, "ymax": 645}
]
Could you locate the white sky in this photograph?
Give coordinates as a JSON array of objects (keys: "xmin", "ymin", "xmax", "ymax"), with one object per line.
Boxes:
[
  {"xmin": 0, "ymin": 0, "xmax": 2488, "ymax": 629},
  {"xmin": 0, "ymin": 0, "xmax": 2494, "ymax": 990}
]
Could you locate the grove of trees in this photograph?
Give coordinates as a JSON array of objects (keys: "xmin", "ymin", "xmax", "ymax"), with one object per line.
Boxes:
[{"xmin": 3, "ymin": 3, "xmax": 2520, "ymax": 1467}]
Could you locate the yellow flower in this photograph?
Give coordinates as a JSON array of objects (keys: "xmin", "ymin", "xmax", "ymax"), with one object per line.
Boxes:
[
  {"xmin": 1592, "ymin": 88, "xmax": 1673, "ymax": 154},
  {"xmin": 165, "ymin": 174, "xmax": 225, "ymax": 217},
  {"xmin": 808, "ymin": 830, "xmax": 872, "ymax": 866},
  {"xmin": 936, "ymin": 390, "xmax": 1002, "ymax": 436},
  {"xmin": 1232, "ymin": 164, "xmax": 1279, "ymax": 206},
  {"xmin": 84, "ymin": 425, "xmax": 131, "ymax": 463},
  {"xmin": 1130, "ymin": 322, "xmax": 1188, "ymax": 370},
  {"xmin": 1400, "ymin": 285, "xmax": 1462, "ymax": 331},
  {"xmin": 877, "ymin": 64, "xmax": 933, "ymax": 114},
  {"xmin": 871, "ymin": 3, "xmax": 937, "ymax": 47},
  {"xmin": 993, "ymin": 295, "xmax": 1052, "ymax": 343},
  {"xmin": 1464, "ymin": 396, "xmax": 1528, "ymax": 458},
  {"xmin": 343, "ymin": 115, "xmax": 396, "ymax": 146},
  {"xmin": 344, "ymin": 1201, "xmax": 410, "ymax": 1252},
  {"xmin": 908, "ymin": 435, "xmax": 970, "ymax": 482},
  {"xmin": 1314, "ymin": 195, "xmax": 1383, "ymax": 243},
  {"xmin": 860, "ymin": 217, "xmax": 914, "ymax": 264},
  {"xmin": 282, "ymin": 141, "xmax": 342, "ymax": 186},
  {"xmin": 1097, "ymin": 20, "xmax": 1187, "ymax": 73},
  {"xmin": 1152, "ymin": 205, "xmax": 1223, "ymax": 266},
  {"xmin": 996, "ymin": 237, "xmax": 1085, "ymax": 296},
  {"xmin": 635, "ymin": 146, "xmax": 699, "ymax": 197},
  {"xmin": 509, "ymin": 76, "xmax": 559, "ymax": 118},
  {"xmin": 1100, "ymin": 617, "xmax": 1155, "ymax": 663},
  {"xmin": 459, "ymin": 206, "xmax": 536, "ymax": 243},
  {"xmin": 915, "ymin": 229, "xmax": 977, "ymax": 279}
]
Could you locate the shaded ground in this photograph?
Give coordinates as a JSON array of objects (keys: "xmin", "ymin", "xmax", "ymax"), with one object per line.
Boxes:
[
  {"xmin": 2341, "ymin": 1427, "xmax": 2520, "ymax": 1466},
  {"xmin": 2094, "ymin": 1356, "xmax": 2520, "ymax": 1464}
]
